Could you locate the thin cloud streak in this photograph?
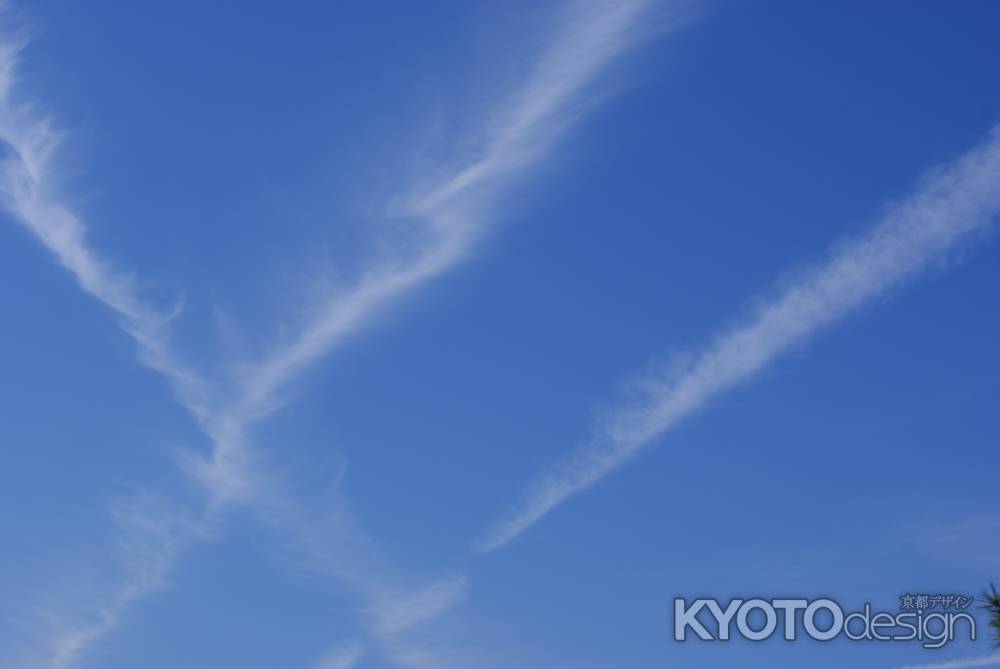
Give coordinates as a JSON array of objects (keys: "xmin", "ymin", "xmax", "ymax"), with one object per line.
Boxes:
[
  {"xmin": 896, "ymin": 655, "xmax": 1000, "ymax": 669},
  {"xmin": 251, "ymin": 469, "xmax": 471, "ymax": 666},
  {"xmin": 369, "ymin": 574, "xmax": 468, "ymax": 638},
  {"xmin": 0, "ymin": 20, "xmax": 217, "ymax": 669},
  {"xmin": 24, "ymin": 494, "xmax": 204, "ymax": 669},
  {"xmin": 234, "ymin": 0, "xmax": 691, "ymax": 430},
  {"xmin": 476, "ymin": 126, "xmax": 1000, "ymax": 553},
  {"xmin": 309, "ymin": 641, "xmax": 365, "ymax": 669},
  {"xmin": 408, "ymin": 0, "xmax": 685, "ymax": 214},
  {"xmin": 0, "ymin": 25, "xmax": 211, "ymax": 425}
]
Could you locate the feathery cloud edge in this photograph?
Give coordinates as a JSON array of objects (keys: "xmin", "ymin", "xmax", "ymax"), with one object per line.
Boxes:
[{"xmin": 476, "ymin": 125, "xmax": 1000, "ymax": 553}]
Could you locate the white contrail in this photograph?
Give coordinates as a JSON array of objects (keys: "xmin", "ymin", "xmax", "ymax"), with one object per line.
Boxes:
[
  {"xmin": 232, "ymin": 0, "xmax": 692, "ymax": 430},
  {"xmin": 247, "ymin": 473, "xmax": 470, "ymax": 638},
  {"xmin": 0, "ymin": 22, "xmax": 211, "ymax": 425},
  {"xmin": 896, "ymin": 654, "xmax": 1000, "ymax": 669},
  {"xmin": 476, "ymin": 125, "xmax": 1000, "ymax": 553},
  {"xmin": 6, "ymin": 492, "xmax": 206, "ymax": 669},
  {"xmin": 369, "ymin": 574, "xmax": 469, "ymax": 638},
  {"xmin": 0, "ymin": 20, "xmax": 218, "ymax": 669}
]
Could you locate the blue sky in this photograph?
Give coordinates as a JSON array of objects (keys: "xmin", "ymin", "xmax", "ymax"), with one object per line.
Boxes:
[{"xmin": 1, "ymin": 1, "xmax": 999, "ymax": 668}]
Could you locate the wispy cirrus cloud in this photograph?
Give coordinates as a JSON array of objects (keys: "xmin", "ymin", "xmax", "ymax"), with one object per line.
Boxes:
[
  {"xmin": 230, "ymin": 0, "xmax": 693, "ymax": 430},
  {"xmin": 476, "ymin": 126, "xmax": 1000, "ymax": 553},
  {"xmin": 0, "ymin": 16, "xmax": 217, "ymax": 668},
  {"xmin": 264, "ymin": 481, "xmax": 470, "ymax": 669},
  {"xmin": 0, "ymin": 14, "xmax": 211, "ymax": 425},
  {"xmin": 308, "ymin": 641, "xmax": 365, "ymax": 669},
  {"xmin": 2, "ymin": 0, "xmax": 689, "ymax": 666},
  {"xmin": 16, "ymin": 493, "xmax": 205, "ymax": 669},
  {"xmin": 368, "ymin": 574, "xmax": 468, "ymax": 639},
  {"xmin": 406, "ymin": 0, "xmax": 690, "ymax": 216}
]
